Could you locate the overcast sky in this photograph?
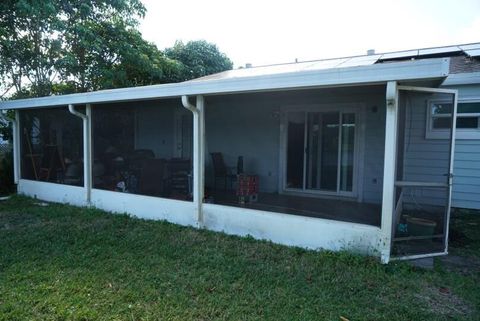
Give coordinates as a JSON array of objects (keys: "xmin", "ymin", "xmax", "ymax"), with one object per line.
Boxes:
[{"xmin": 139, "ymin": 0, "xmax": 480, "ymax": 68}]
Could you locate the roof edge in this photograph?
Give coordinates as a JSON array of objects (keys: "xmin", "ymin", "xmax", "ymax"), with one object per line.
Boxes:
[{"xmin": 0, "ymin": 58, "xmax": 450, "ymax": 110}]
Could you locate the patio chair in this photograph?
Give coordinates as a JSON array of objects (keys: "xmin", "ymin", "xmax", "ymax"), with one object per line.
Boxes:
[{"xmin": 210, "ymin": 152, "xmax": 237, "ymax": 191}]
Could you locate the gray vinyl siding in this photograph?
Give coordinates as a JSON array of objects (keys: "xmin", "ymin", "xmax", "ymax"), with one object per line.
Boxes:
[
  {"xmin": 362, "ymin": 99, "xmax": 385, "ymax": 204},
  {"xmin": 401, "ymin": 93, "xmax": 450, "ymax": 207},
  {"xmin": 442, "ymin": 84, "xmax": 480, "ymax": 210},
  {"xmin": 134, "ymin": 101, "xmax": 177, "ymax": 159},
  {"xmin": 402, "ymin": 84, "xmax": 480, "ymax": 210}
]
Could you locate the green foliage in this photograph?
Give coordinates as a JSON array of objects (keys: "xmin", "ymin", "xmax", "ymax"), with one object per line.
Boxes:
[
  {"xmin": 0, "ymin": 110, "xmax": 14, "ymax": 142},
  {"xmin": 0, "ymin": 150, "xmax": 14, "ymax": 194},
  {"xmin": 0, "ymin": 197, "xmax": 478, "ymax": 320},
  {"xmin": 166, "ymin": 40, "xmax": 234, "ymax": 80},
  {"xmin": 0, "ymin": 0, "xmax": 148, "ymax": 96},
  {"xmin": 0, "ymin": 1, "xmax": 233, "ymax": 98}
]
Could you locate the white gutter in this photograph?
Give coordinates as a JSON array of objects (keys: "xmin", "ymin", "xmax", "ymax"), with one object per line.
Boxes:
[
  {"xmin": 182, "ymin": 95, "xmax": 205, "ymax": 226},
  {"xmin": 68, "ymin": 104, "xmax": 92, "ymax": 204},
  {"xmin": 0, "ymin": 58, "xmax": 450, "ymax": 110},
  {"xmin": 0, "ymin": 111, "xmax": 20, "ymax": 183}
]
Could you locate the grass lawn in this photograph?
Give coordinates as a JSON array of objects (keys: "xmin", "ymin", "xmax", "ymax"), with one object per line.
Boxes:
[{"xmin": 0, "ymin": 196, "xmax": 479, "ymax": 321}]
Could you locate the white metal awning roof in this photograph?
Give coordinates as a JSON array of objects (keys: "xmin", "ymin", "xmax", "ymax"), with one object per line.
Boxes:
[{"xmin": 0, "ymin": 57, "xmax": 450, "ymax": 110}]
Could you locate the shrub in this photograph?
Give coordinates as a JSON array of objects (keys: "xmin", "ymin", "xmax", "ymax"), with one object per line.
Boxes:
[{"xmin": 0, "ymin": 149, "xmax": 14, "ymax": 195}]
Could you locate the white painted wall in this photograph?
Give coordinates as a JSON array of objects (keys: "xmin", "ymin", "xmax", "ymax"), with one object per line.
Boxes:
[
  {"xmin": 18, "ymin": 179, "xmax": 86, "ymax": 207},
  {"xmin": 91, "ymin": 189, "xmax": 196, "ymax": 226},
  {"xmin": 203, "ymin": 203, "xmax": 381, "ymax": 254},
  {"xmin": 17, "ymin": 179, "xmax": 384, "ymax": 256}
]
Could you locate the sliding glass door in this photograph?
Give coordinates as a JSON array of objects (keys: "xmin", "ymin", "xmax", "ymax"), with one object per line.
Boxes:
[{"xmin": 285, "ymin": 110, "xmax": 356, "ymax": 195}]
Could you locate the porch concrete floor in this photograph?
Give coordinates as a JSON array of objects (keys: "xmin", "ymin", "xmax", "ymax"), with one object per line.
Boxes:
[{"xmin": 209, "ymin": 190, "xmax": 381, "ymax": 227}]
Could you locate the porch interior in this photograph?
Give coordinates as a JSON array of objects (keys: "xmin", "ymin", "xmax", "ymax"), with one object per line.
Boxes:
[
  {"xmin": 208, "ymin": 189, "xmax": 381, "ymax": 226},
  {"xmin": 203, "ymin": 85, "xmax": 387, "ymax": 227}
]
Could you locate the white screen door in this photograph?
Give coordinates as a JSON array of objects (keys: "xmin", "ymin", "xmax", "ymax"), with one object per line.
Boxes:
[{"xmin": 391, "ymin": 86, "xmax": 457, "ymax": 259}]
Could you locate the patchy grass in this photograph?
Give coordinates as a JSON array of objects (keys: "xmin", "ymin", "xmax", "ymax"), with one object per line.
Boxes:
[{"xmin": 0, "ymin": 196, "xmax": 478, "ymax": 321}]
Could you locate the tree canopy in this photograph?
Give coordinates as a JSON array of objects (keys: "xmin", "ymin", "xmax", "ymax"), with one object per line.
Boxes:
[
  {"xmin": 0, "ymin": 0, "xmax": 233, "ymax": 99},
  {"xmin": 166, "ymin": 40, "xmax": 233, "ymax": 81}
]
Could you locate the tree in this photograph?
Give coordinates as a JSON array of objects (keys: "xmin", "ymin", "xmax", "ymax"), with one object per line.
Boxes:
[
  {"xmin": 165, "ymin": 40, "xmax": 233, "ymax": 81},
  {"xmin": 0, "ymin": 0, "xmax": 154, "ymax": 96},
  {"xmin": 0, "ymin": 1, "xmax": 234, "ymax": 99}
]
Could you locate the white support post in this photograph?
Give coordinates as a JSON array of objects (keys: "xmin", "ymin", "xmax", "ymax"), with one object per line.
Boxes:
[
  {"xmin": 68, "ymin": 104, "xmax": 91, "ymax": 205},
  {"xmin": 13, "ymin": 110, "xmax": 21, "ymax": 184},
  {"xmin": 380, "ymin": 81, "xmax": 399, "ymax": 264},
  {"xmin": 182, "ymin": 95, "xmax": 205, "ymax": 227},
  {"xmin": 85, "ymin": 104, "xmax": 92, "ymax": 204},
  {"xmin": 197, "ymin": 95, "xmax": 205, "ymax": 225},
  {"xmin": 1, "ymin": 110, "xmax": 21, "ymax": 184}
]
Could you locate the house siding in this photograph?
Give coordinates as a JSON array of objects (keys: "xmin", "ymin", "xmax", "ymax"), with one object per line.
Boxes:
[
  {"xmin": 443, "ymin": 84, "xmax": 480, "ymax": 210},
  {"xmin": 402, "ymin": 83, "xmax": 480, "ymax": 210}
]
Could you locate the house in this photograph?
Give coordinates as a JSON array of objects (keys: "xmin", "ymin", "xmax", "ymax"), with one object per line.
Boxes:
[{"xmin": 1, "ymin": 42, "xmax": 480, "ymax": 263}]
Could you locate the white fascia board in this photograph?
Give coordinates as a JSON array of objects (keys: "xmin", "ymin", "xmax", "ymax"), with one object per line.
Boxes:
[
  {"xmin": 0, "ymin": 58, "xmax": 450, "ymax": 110},
  {"xmin": 442, "ymin": 71, "xmax": 480, "ymax": 86}
]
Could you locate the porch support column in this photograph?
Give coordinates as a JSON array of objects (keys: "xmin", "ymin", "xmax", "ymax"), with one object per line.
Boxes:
[
  {"xmin": 13, "ymin": 110, "xmax": 20, "ymax": 184},
  {"xmin": 85, "ymin": 104, "xmax": 92, "ymax": 204},
  {"xmin": 68, "ymin": 104, "xmax": 92, "ymax": 205},
  {"xmin": 380, "ymin": 81, "xmax": 399, "ymax": 264},
  {"xmin": 182, "ymin": 95, "xmax": 205, "ymax": 227},
  {"xmin": 1, "ymin": 110, "xmax": 21, "ymax": 184}
]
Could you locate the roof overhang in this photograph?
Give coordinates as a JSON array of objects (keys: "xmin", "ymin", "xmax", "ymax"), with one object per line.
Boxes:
[
  {"xmin": 442, "ymin": 71, "xmax": 480, "ymax": 87},
  {"xmin": 0, "ymin": 57, "xmax": 450, "ymax": 110}
]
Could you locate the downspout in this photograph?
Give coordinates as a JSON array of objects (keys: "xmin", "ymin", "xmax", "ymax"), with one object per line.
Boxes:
[
  {"xmin": 1, "ymin": 111, "xmax": 20, "ymax": 184},
  {"xmin": 68, "ymin": 104, "xmax": 91, "ymax": 205},
  {"xmin": 181, "ymin": 95, "xmax": 205, "ymax": 227}
]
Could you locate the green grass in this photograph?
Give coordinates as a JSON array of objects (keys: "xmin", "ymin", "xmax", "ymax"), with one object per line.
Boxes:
[{"xmin": 0, "ymin": 196, "xmax": 479, "ymax": 321}]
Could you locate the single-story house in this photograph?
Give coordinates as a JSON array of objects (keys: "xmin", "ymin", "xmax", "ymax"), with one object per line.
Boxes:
[{"xmin": 1, "ymin": 42, "xmax": 480, "ymax": 263}]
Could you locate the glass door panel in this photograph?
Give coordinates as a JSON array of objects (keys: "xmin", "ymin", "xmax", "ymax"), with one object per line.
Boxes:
[
  {"xmin": 306, "ymin": 113, "xmax": 320, "ymax": 189},
  {"xmin": 286, "ymin": 110, "xmax": 356, "ymax": 194},
  {"xmin": 340, "ymin": 113, "xmax": 355, "ymax": 191},
  {"xmin": 319, "ymin": 113, "xmax": 339, "ymax": 191}
]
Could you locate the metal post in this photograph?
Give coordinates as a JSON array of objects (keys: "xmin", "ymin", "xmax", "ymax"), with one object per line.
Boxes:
[
  {"xmin": 380, "ymin": 81, "xmax": 398, "ymax": 264},
  {"xmin": 13, "ymin": 110, "xmax": 21, "ymax": 184},
  {"xmin": 85, "ymin": 104, "xmax": 92, "ymax": 204}
]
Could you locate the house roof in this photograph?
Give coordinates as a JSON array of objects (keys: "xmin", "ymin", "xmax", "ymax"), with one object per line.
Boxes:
[{"xmin": 2, "ymin": 42, "xmax": 479, "ymax": 110}]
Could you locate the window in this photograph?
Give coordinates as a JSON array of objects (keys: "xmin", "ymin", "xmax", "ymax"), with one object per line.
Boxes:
[{"xmin": 426, "ymin": 100, "xmax": 480, "ymax": 139}]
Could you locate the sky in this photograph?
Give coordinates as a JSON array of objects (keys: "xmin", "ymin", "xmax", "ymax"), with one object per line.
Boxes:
[{"xmin": 140, "ymin": 0, "xmax": 480, "ymax": 68}]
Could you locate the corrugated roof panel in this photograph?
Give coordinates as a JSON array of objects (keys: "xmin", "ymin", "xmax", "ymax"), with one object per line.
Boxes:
[
  {"xmin": 419, "ymin": 46, "xmax": 461, "ymax": 56},
  {"xmin": 192, "ymin": 58, "xmax": 352, "ymax": 82},
  {"xmin": 459, "ymin": 43, "xmax": 480, "ymax": 51},
  {"xmin": 335, "ymin": 54, "xmax": 382, "ymax": 67},
  {"xmin": 303, "ymin": 57, "xmax": 350, "ymax": 70},
  {"xmin": 381, "ymin": 50, "xmax": 419, "ymax": 60},
  {"xmin": 464, "ymin": 48, "xmax": 480, "ymax": 57}
]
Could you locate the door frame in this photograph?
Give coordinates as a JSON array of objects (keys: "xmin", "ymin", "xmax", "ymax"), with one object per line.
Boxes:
[
  {"xmin": 390, "ymin": 85, "xmax": 458, "ymax": 261},
  {"xmin": 278, "ymin": 103, "xmax": 366, "ymax": 200}
]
